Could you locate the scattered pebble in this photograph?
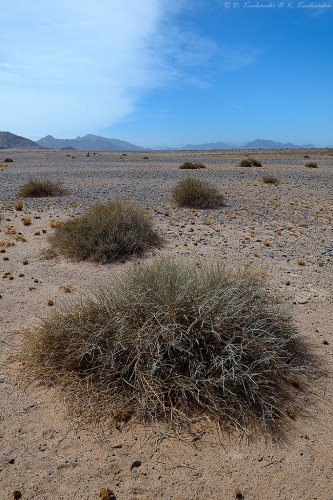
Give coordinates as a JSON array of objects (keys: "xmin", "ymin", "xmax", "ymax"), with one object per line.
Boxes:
[{"xmin": 130, "ymin": 460, "xmax": 142, "ymax": 470}]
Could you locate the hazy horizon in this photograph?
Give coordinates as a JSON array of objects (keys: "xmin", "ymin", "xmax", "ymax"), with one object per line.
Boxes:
[{"xmin": 1, "ymin": 1, "xmax": 332, "ymax": 147}]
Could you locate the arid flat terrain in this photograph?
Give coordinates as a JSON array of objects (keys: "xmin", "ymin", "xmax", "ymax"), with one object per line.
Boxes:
[{"xmin": 1, "ymin": 149, "xmax": 332, "ymax": 499}]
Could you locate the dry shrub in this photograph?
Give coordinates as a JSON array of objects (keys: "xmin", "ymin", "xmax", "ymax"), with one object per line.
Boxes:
[
  {"xmin": 250, "ymin": 158, "xmax": 262, "ymax": 167},
  {"xmin": 49, "ymin": 219, "xmax": 63, "ymax": 228},
  {"xmin": 179, "ymin": 161, "xmax": 206, "ymax": 169},
  {"xmin": 238, "ymin": 158, "xmax": 262, "ymax": 168},
  {"xmin": 171, "ymin": 178, "xmax": 224, "ymax": 208},
  {"xmin": 17, "ymin": 179, "xmax": 67, "ymax": 198},
  {"xmin": 262, "ymin": 175, "xmax": 280, "ymax": 185},
  {"xmin": 15, "ymin": 201, "xmax": 23, "ymax": 211},
  {"xmin": 48, "ymin": 199, "xmax": 160, "ymax": 262},
  {"xmin": 304, "ymin": 162, "xmax": 318, "ymax": 168},
  {"xmin": 21, "ymin": 217, "xmax": 31, "ymax": 226},
  {"xmin": 21, "ymin": 258, "xmax": 311, "ymax": 434},
  {"xmin": 4, "ymin": 158, "xmax": 13, "ymax": 163}
]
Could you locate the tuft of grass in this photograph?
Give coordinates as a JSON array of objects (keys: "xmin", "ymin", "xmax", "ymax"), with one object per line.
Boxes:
[
  {"xmin": 15, "ymin": 201, "xmax": 23, "ymax": 211},
  {"xmin": 17, "ymin": 179, "xmax": 67, "ymax": 198},
  {"xmin": 238, "ymin": 159, "xmax": 252, "ymax": 168},
  {"xmin": 171, "ymin": 178, "xmax": 224, "ymax": 209},
  {"xmin": 21, "ymin": 217, "xmax": 32, "ymax": 226},
  {"xmin": 304, "ymin": 162, "xmax": 318, "ymax": 168},
  {"xmin": 49, "ymin": 219, "xmax": 63, "ymax": 228},
  {"xmin": 238, "ymin": 158, "xmax": 262, "ymax": 168},
  {"xmin": 179, "ymin": 161, "xmax": 206, "ymax": 169},
  {"xmin": 48, "ymin": 199, "xmax": 160, "ymax": 262},
  {"xmin": 250, "ymin": 158, "xmax": 262, "ymax": 167},
  {"xmin": 262, "ymin": 175, "xmax": 280, "ymax": 185},
  {"xmin": 21, "ymin": 258, "xmax": 311, "ymax": 434}
]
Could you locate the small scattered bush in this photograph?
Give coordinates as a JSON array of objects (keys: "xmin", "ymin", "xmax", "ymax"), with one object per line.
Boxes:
[
  {"xmin": 48, "ymin": 199, "xmax": 160, "ymax": 262},
  {"xmin": 21, "ymin": 217, "xmax": 32, "ymax": 226},
  {"xmin": 171, "ymin": 178, "xmax": 224, "ymax": 208},
  {"xmin": 238, "ymin": 158, "xmax": 262, "ymax": 168},
  {"xmin": 262, "ymin": 175, "xmax": 280, "ymax": 185},
  {"xmin": 304, "ymin": 162, "xmax": 318, "ymax": 168},
  {"xmin": 238, "ymin": 159, "xmax": 252, "ymax": 168},
  {"xmin": 15, "ymin": 201, "xmax": 23, "ymax": 211},
  {"xmin": 21, "ymin": 258, "xmax": 310, "ymax": 433},
  {"xmin": 179, "ymin": 161, "xmax": 206, "ymax": 169},
  {"xmin": 4, "ymin": 158, "xmax": 13, "ymax": 163},
  {"xmin": 250, "ymin": 158, "xmax": 262, "ymax": 167},
  {"xmin": 17, "ymin": 179, "xmax": 67, "ymax": 198},
  {"xmin": 303, "ymin": 154, "xmax": 310, "ymax": 159}
]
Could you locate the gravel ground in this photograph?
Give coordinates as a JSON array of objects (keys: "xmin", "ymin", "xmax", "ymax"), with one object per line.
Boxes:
[{"xmin": 0, "ymin": 149, "xmax": 332, "ymax": 499}]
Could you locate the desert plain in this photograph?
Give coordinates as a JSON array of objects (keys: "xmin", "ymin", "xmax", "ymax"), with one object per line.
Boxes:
[{"xmin": 0, "ymin": 148, "xmax": 332, "ymax": 499}]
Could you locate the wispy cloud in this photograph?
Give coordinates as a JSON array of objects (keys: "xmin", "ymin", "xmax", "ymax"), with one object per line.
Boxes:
[{"xmin": 0, "ymin": 0, "xmax": 259, "ymax": 137}]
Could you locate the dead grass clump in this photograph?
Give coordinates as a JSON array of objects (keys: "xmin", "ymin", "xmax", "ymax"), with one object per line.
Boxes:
[
  {"xmin": 171, "ymin": 178, "xmax": 224, "ymax": 208},
  {"xmin": 17, "ymin": 179, "xmax": 67, "ymax": 198},
  {"xmin": 262, "ymin": 175, "xmax": 280, "ymax": 185},
  {"xmin": 304, "ymin": 162, "xmax": 318, "ymax": 168},
  {"xmin": 48, "ymin": 199, "xmax": 160, "ymax": 262},
  {"xmin": 21, "ymin": 217, "xmax": 32, "ymax": 226},
  {"xmin": 49, "ymin": 219, "xmax": 63, "ymax": 228},
  {"xmin": 21, "ymin": 258, "xmax": 310, "ymax": 434},
  {"xmin": 15, "ymin": 201, "xmax": 23, "ymax": 211},
  {"xmin": 250, "ymin": 158, "xmax": 262, "ymax": 167},
  {"xmin": 238, "ymin": 159, "xmax": 252, "ymax": 168},
  {"xmin": 238, "ymin": 158, "xmax": 262, "ymax": 168},
  {"xmin": 179, "ymin": 161, "xmax": 206, "ymax": 169}
]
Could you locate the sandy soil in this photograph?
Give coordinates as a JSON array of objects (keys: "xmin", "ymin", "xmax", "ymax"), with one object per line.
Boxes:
[{"xmin": 0, "ymin": 149, "xmax": 332, "ymax": 499}]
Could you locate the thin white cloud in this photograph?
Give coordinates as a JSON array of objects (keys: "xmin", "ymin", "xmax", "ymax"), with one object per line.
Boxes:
[{"xmin": 0, "ymin": 0, "xmax": 259, "ymax": 137}]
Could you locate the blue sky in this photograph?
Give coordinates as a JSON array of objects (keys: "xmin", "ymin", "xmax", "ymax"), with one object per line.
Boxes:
[{"xmin": 1, "ymin": 0, "xmax": 332, "ymax": 147}]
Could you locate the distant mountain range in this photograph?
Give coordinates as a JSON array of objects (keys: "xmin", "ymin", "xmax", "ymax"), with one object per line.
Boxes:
[
  {"xmin": 0, "ymin": 131, "xmax": 42, "ymax": 150},
  {"xmin": 37, "ymin": 134, "xmax": 146, "ymax": 151},
  {"xmin": 176, "ymin": 139, "xmax": 317, "ymax": 150},
  {"xmin": 0, "ymin": 131, "xmax": 322, "ymax": 151},
  {"xmin": 239, "ymin": 139, "xmax": 316, "ymax": 150},
  {"xmin": 179, "ymin": 140, "xmax": 233, "ymax": 150}
]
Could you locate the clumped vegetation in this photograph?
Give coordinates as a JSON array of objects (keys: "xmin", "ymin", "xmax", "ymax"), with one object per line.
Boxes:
[
  {"xmin": 304, "ymin": 161, "xmax": 318, "ymax": 168},
  {"xmin": 171, "ymin": 178, "xmax": 224, "ymax": 208},
  {"xmin": 179, "ymin": 161, "xmax": 206, "ymax": 169},
  {"xmin": 262, "ymin": 175, "xmax": 280, "ymax": 185},
  {"xmin": 48, "ymin": 199, "xmax": 160, "ymax": 262},
  {"xmin": 250, "ymin": 158, "xmax": 262, "ymax": 167},
  {"xmin": 4, "ymin": 158, "xmax": 13, "ymax": 163},
  {"xmin": 238, "ymin": 158, "xmax": 262, "ymax": 168},
  {"xmin": 15, "ymin": 201, "xmax": 23, "ymax": 211},
  {"xmin": 21, "ymin": 258, "xmax": 310, "ymax": 433},
  {"xmin": 17, "ymin": 179, "xmax": 67, "ymax": 198}
]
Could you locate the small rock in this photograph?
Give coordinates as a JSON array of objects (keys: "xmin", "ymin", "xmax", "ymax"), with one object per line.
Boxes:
[
  {"xmin": 294, "ymin": 296, "xmax": 310, "ymax": 305},
  {"xmin": 130, "ymin": 460, "xmax": 142, "ymax": 470}
]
